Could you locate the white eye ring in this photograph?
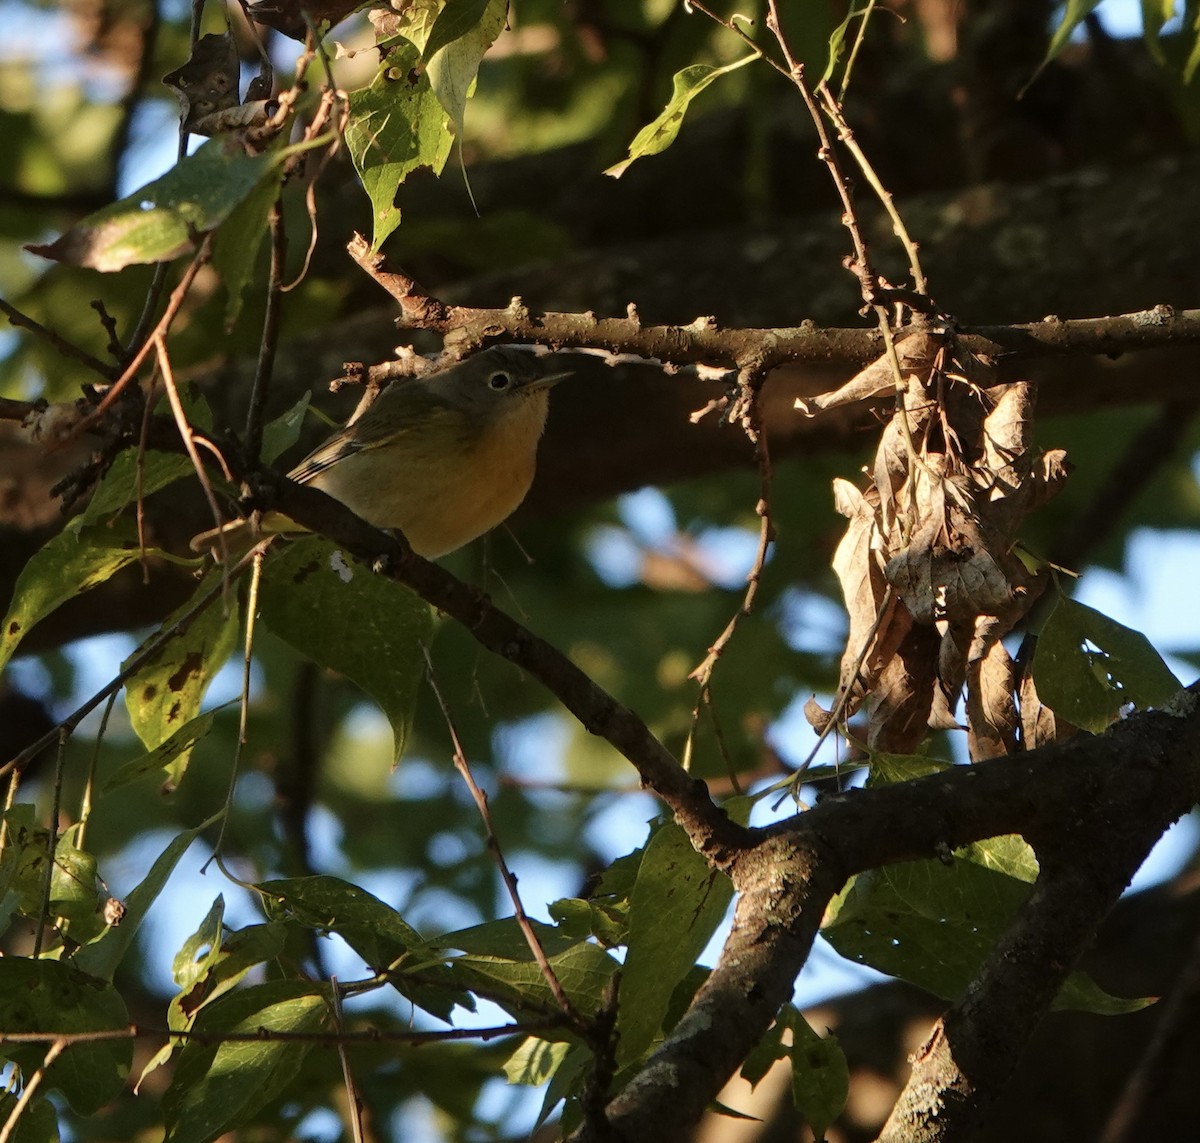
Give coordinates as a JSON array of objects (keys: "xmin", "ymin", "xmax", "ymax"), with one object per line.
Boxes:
[{"xmin": 488, "ymin": 371, "xmax": 513, "ymax": 390}]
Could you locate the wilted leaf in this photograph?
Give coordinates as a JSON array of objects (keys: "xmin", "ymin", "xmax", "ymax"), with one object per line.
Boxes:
[
  {"xmin": 966, "ymin": 633, "xmax": 1018, "ymax": 759},
  {"xmin": 606, "ymin": 55, "xmax": 758, "ymax": 178},
  {"xmin": 162, "ymin": 32, "xmax": 242, "ymax": 134}
]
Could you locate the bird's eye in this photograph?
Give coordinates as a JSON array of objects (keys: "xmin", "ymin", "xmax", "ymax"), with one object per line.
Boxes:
[{"xmin": 488, "ymin": 371, "xmax": 512, "ymax": 391}]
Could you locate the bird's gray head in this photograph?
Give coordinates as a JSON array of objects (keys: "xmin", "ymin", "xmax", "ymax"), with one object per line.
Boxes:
[{"xmin": 430, "ymin": 346, "xmax": 571, "ymax": 417}]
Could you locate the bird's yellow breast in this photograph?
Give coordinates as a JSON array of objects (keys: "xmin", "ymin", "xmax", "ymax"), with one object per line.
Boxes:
[{"xmin": 311, "ymin": 389, "xmax": 550, "ymax": 557}]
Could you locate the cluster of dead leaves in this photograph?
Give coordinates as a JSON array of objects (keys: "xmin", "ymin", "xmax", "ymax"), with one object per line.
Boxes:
[{"xmin": 802, "ymin": 331, "xmax": 1071, "ymax": 759}]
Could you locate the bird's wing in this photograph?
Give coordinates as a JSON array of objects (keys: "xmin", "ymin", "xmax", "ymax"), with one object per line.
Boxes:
[{"xmin": 287, "ymin": 388, "xmax": 455, "ymax": 485}]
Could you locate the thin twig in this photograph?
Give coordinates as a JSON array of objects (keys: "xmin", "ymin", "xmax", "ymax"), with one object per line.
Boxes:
[
  {"xmin": 0, "ymin": 561, "xmax": 241, "ymax": 780},
  {"xmin": 0, "ymin": 297, "xmax": 117, "ymax": 379},
  {"xmin": 244, "ymin": 198, "xmax": 287, "ymax": 461},
  {"xmin": 0, "ymin": 1039, "xmax": 65, "ymax": 1143},
  {"xmin": 32, "ymin": 728, "xmax": 69, "ymax": 957},
  {"xmin": 153, "ymin": 333, "xmax": 228, "ymax": 561},
  {"xmin": 76, "ymin": 691, "xmax": 118, "ymax": 850},
  {"xmin": 0, "ymin": 1021, "xmax": 555, "ymax": 1049},
  {"xmin": 73, "ymin": 238, "xmax": 214, "ymax": 440},
  {"xmin": 421, "ymin": 647, "xmax": 589, "ymax": 1035},
  {"xmin": 330, "ymin": 978, "xmax": 367, "ymax": 1143},
  {"xmin": 818, "ymin": 81, "xmax": 928, "ymax": 295},
  {"xmin": 689, "ymin": 366, "xmax": 775, "ymax": 687}
]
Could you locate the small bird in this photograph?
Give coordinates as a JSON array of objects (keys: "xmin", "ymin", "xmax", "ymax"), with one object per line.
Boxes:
[{"xmin": 192, "ymin": 346, "xmax": 571, "ymax": 558}]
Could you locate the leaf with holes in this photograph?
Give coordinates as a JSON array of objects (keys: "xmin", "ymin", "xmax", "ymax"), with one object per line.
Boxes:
[{"xmin": 1032, "ymin": 597, "xmax": 1179, "ymax": 733}]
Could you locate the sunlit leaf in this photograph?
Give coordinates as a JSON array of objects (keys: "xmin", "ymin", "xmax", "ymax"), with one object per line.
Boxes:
[
  {"xmin": 161, "ymin": 981, "xmax": 329, "ymax": 1143},
  {"xmin": 1032, "ymin": 596, "xmax": 1180, "ymax": 732},
  {"xmin": 1041, "ymin": 0, "xmax": 1105, "ymax": 70},
  {"xmin": 26, "ymin": 136, "xmax": 324, "ymax": 272},
  {"xmin": 0, "ymin": 522, "xmax": 144, "ymax": 671},
  {"xmin": 605, "ymin": 55, "xmax": 758, "ymax": 178},
  {"xmin": 123, "ymin": 577, "xmax": 239, "ymax": 758},
  {"xmin": 426, "ymin": 0, "xmax": 507, "ymax": 137},
  {"xmin": 347, "ymin": 53, "xmax": 456, "ymax": 248}
]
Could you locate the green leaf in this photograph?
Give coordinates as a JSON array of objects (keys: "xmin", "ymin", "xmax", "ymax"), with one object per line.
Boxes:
[
  {"xmin": 212, "ymin": 170, "xmax": 281, "ymax": 327},
  {"xmin": 786, "ymin": 1009, "xmax": 849, "ymax": 1140},
  {"xmin": 48, "ymin": 824, "xmax": 103, "ymax": 937},
  {"xmin": 140, "ymin": 900, "xmax": 291, "ymax": 1087},
  {"xmin": 25, "ymin": 136, "xmax": 321, "ymax": 272},
  {"xmin": 102, "ymin": 708, "xmax": 222, "ymax": 795},
  {"xmin": 0, "ymin": 522, "xmax": 144, "ymax": 671},
  {"xmin": 422, "ymin": 0, "xmax": 494, "ymax": 63},
  {"xmin": 79, "ymin": 450, "xmax": 195, "ymax": 525},
  {"xmin": 161, "ymin": 981, "xmax": 329, "ymax": 1143},
  {"xmin": 73, "ymin": 818, "xmax": 214, "ymax": 981},
  {"xmin": 1032, "ymin": 597, "xmax": 1180, "ymax": 732},
  {"xmin": 1141, "ymin": 0, "xmax": 1178, "ymax": 63},
  {"xmin": 547, "ymin": 895, "xmax": 626, "ymax": 947},
  {"xmin": 347, "ymin": 53, "xmax": 456, "ymax": 248},
  {"xmin": 0, "ymin": 1093, "xmax": 59, "ymax": 1143},
  {"xmin": 503, "ymin": 1036, "xmax": 569, "ymax": 1085},
  {"xmin": 123, "ymin": 577, "xmax": 239, "ymax": 757},
  {"xmin": 0, "ymin": 805, "xmax": 54, "ymax": 920},
  {"xmin": 454, "ymin": 940, "xmax": 619, "ymax": 1020},
  {"xmin": 426, "ymin": 0, "xmax": 508, "ymax": 137},
  {"xmin": 260, "ymin": 874, "xmax": 469, "ymax": 1020},
  {"xmin": 605, "ymin": 55, "xmax": 758, "ymax": 179},
  {"xmin": 821, "ymin": 839, "xmax": 1147, "ymax": 1014},
  {"xmin": 616, "ymin": 819, "xmax": 734, "ymax": 1065},
  {"xmin": 259, "ymin": 538, "xmax": 433, "ymax": 761},
  {"xmin": 261, "ymin": 391, "xmax": 312, "ymax": 465},
  {"xmin": 1042, "ymin": 1, "xmax": 1105, "ymax": 69},
  {"xmin": 0, "ymin": 959, "xmax": 131, "ymax": 1115}
]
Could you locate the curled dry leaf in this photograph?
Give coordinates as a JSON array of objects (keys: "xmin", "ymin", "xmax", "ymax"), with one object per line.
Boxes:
[
  {"xmin": 163, "ymin": 33, "xmax": 242, "ymax": 135},
  {"xmin": 814, "ymin": 340, "xmax": 1069, "ymax": 757}
]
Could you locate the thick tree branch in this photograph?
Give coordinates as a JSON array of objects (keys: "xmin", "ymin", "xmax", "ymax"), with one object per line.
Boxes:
[
  {"xmin": 589, "ymin": 695, "xmax": 1200, "ymax": 1143},
  {"xmin": 348, "ymin": 234, "xmax": 1200, "ymax": 369}
]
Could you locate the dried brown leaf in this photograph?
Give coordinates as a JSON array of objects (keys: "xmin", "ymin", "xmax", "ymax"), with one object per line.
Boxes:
[{"xmin": 967, "ymin": 638, "xmax": 1018, "ymax": 759}]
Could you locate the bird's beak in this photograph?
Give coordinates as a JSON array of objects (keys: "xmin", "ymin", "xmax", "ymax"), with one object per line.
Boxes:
[{"xmin": 524, "ymin": 370, "xmax": 573, "ymax": 391}]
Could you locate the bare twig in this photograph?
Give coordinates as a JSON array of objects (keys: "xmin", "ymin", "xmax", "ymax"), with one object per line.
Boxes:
[
  {"xmin": 32, "ymin": 728, "xmax": 69, "ymax": 957},
  {"xmin": 329, "ymin": 978, "xmax": 368, "ymax": 1143},
  {"xmin": 73, "ymin": 239, "xmax": 214, "ymax": 439},
  {"xmin": 0, "ymin": 296, "xmax": 117, "ymax": 380},
  {"xmin": 245, "ymin": 198, "xmax": 288, "ymax": 460},
  {"xmin": 422, "ymin": 648, "xmax": 589, "ymax": 1034},
  {"xmin": 0, "ymin": 1039, "xmax": 65, "ymax": 1143}
]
